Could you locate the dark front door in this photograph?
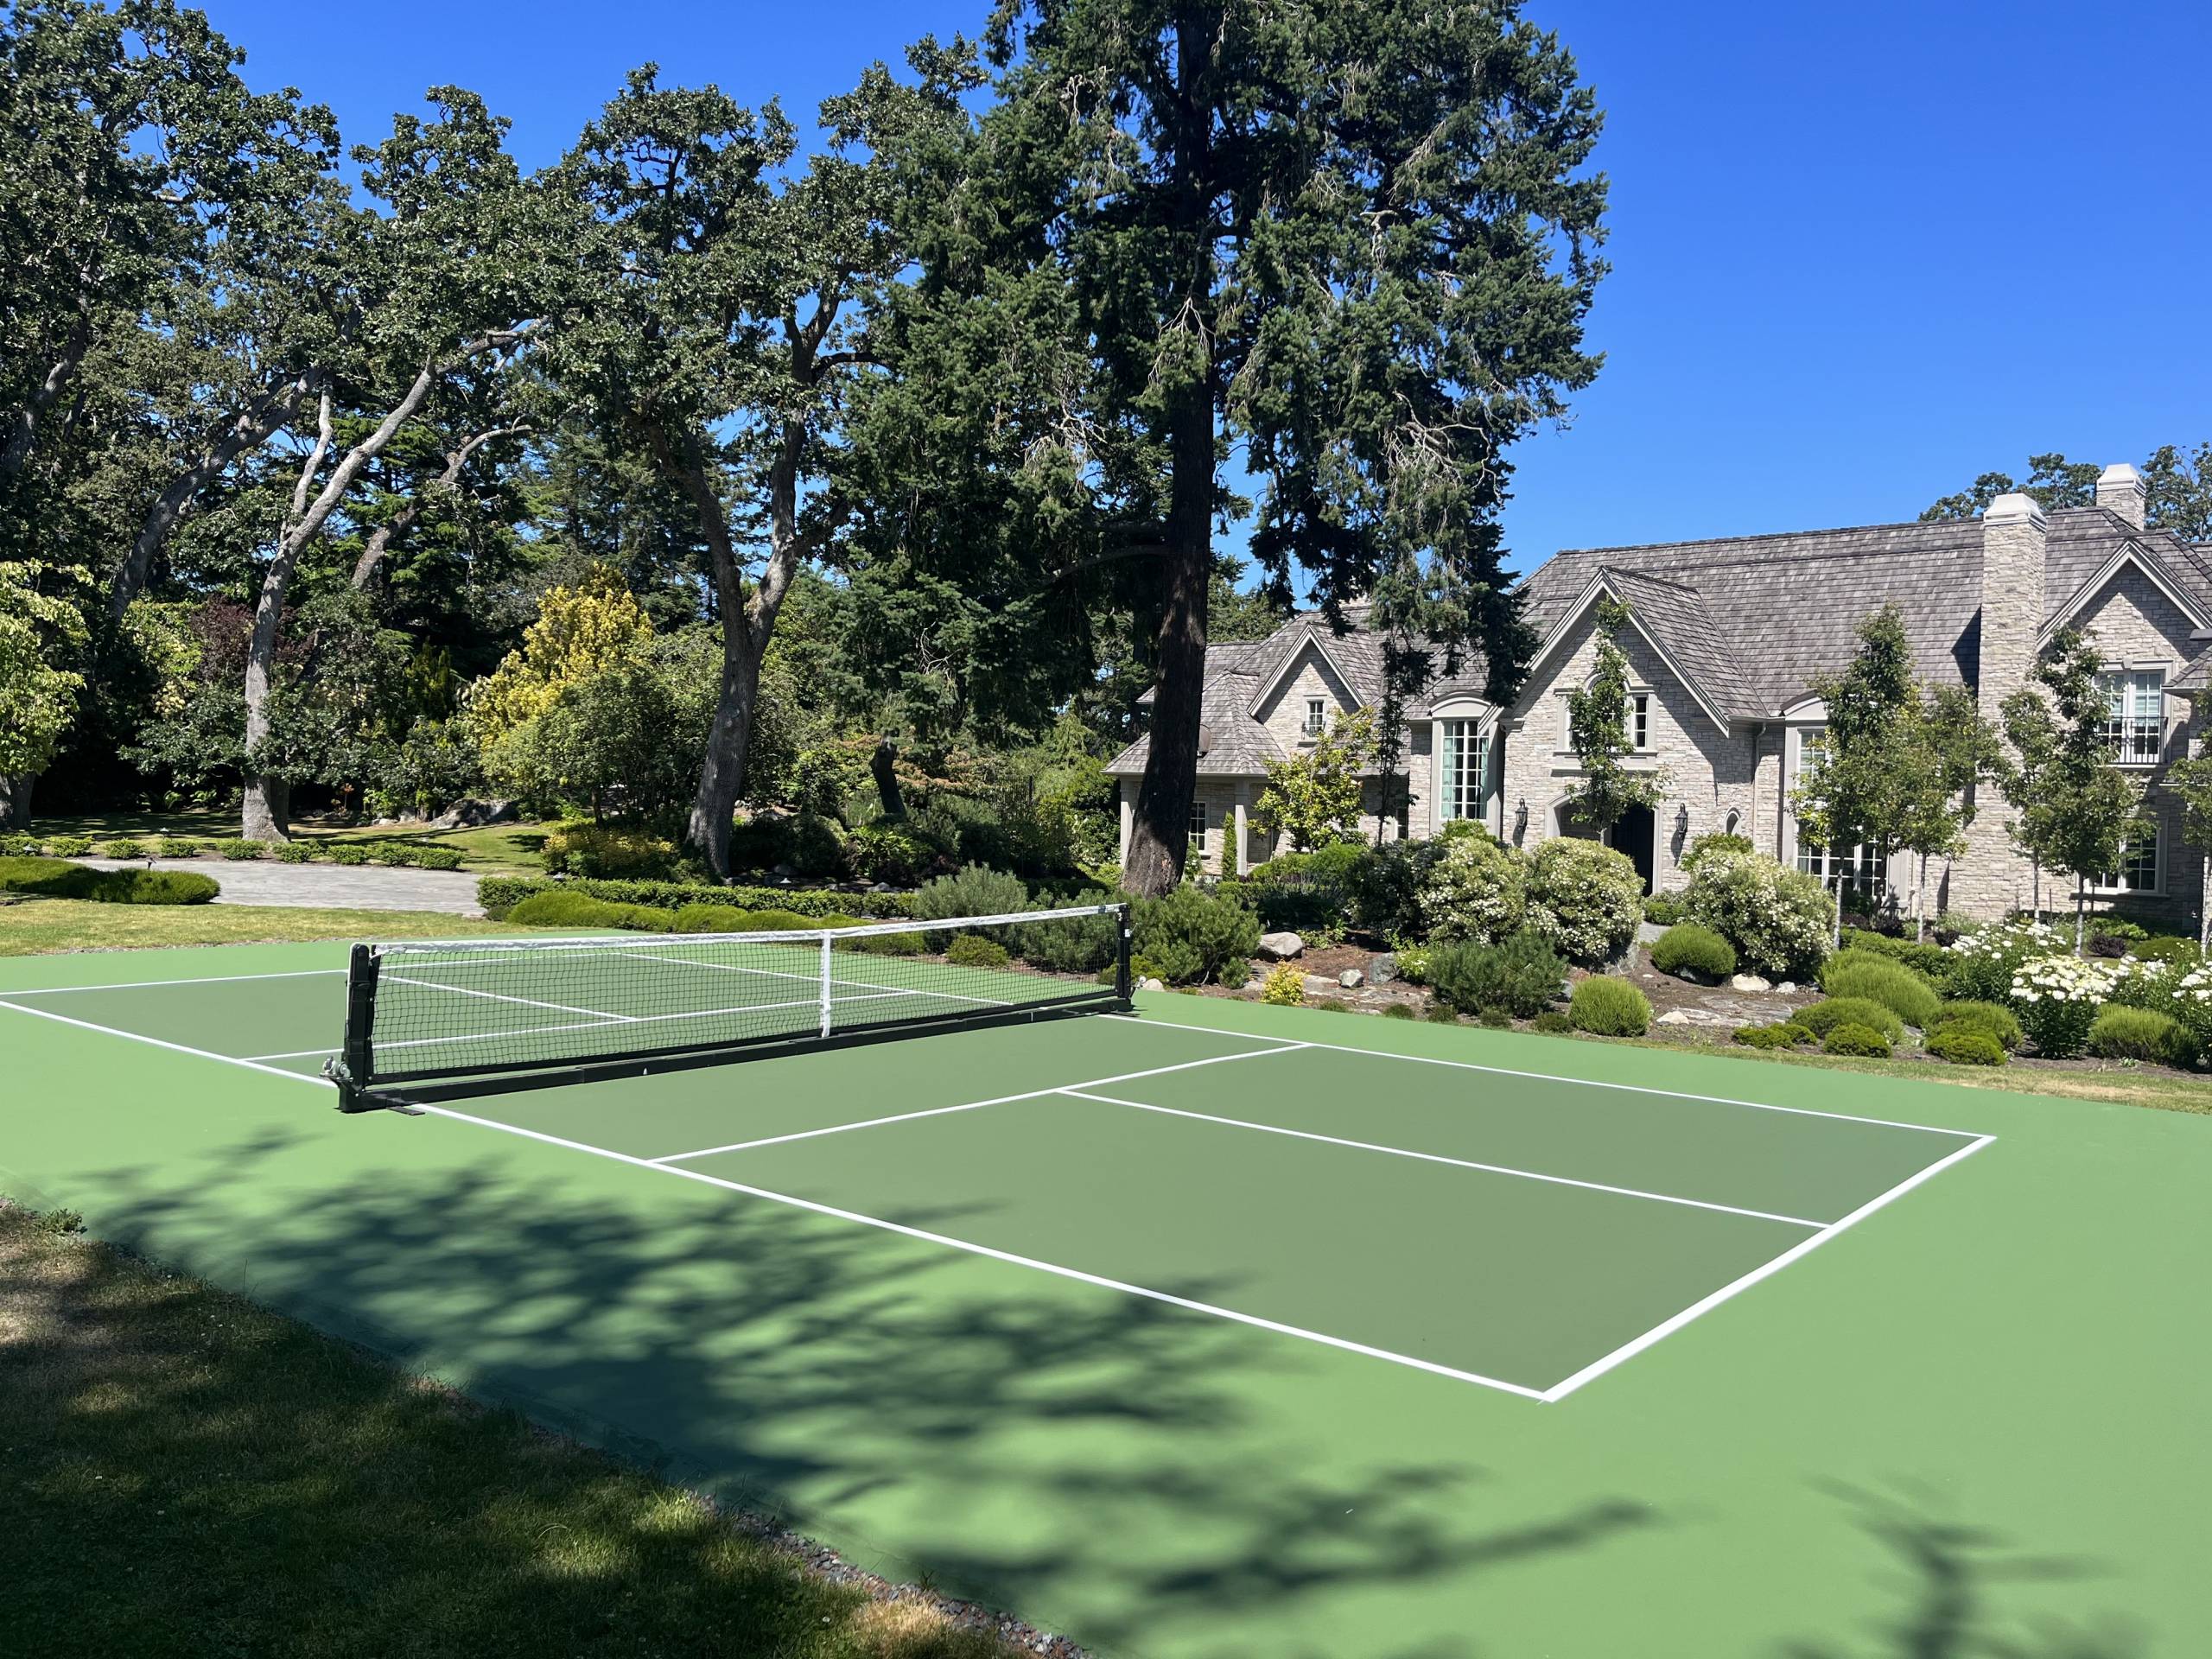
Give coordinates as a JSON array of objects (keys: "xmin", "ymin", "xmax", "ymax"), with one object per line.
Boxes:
[{"xmin": 1614, "ymin": 804, "xmax": 1656, "ymax": 894}]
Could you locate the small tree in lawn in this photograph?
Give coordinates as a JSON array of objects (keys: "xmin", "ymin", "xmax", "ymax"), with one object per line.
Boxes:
[
  {"xmin": 1561, "ymin": 599, "xmax": 1665, "ymax": 838},
  {"xmin": 2027, "ymin": 628, "xmax": 2142, "ymax": 952},
  {"xmin": 2164, "ymin": 690, "xmax": 2212, "ymax": 950},
  {"xmin": 1792, "ymin": 605, "xmax": 1916, "ymax": 944},
  {"xmin": 1253, "ymin": 709, "xmax": 1374, "ymax": 854},
  {"xmin": 1894, "ymin": 683, "xmax": 2001, "ymax": 938},
  {"xmin": 1997, "ymin": 682, "xmax": 2063, "ymax": 916}
]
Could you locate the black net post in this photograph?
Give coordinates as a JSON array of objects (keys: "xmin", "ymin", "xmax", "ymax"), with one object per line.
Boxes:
[
  {"xmin": 1115, "ymin": 903, "xmax": 1135, "ymax": 1003},
  {"xmin": 334, "ymin": 943, "xmax": 380, "ymax": 1112}
]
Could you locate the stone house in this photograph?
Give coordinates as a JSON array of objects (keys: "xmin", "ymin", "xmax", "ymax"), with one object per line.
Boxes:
[{"xmin": 1105, "ymin": 463, "xmax": 2212, "ymax": 928}]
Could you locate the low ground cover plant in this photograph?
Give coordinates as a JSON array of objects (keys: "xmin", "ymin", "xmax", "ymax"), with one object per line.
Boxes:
[
  {"xmin": 1732, "ymin": 1022, "xmax": 1813, "ymax": 1050},
  {"xmin": 2087, "ymin": 1005, "xmax": 2196, "ymax": 1068},
  {"xmin": 1926, "ymin": 1027, "xmax": 2006, "ymax": 1066},
  {"xmin": 0, "ymin": 856, "xmax": 217, "ymax": 906},
  {"xmin": 1926, "ymin": 1001, "xmax": 2022, "ymax": 1052},
  {"xmin": 1795, "ymin": 996, "xmax": 1904, "ymax": 1046},
  {"xmin": 946, "ymin": 933, "xmax": 1011, "ymax": 969},
  {"xmin": 1650, "ymin": 923, "xmax": 1735, "ymax": 981},
  {"xmin": 1260, "ymin": 962, "xmax": 1305, "ymax": 1006},
  {"xmin": 1568, "ymin": 975, "xmax": 1649, "ymax": 1036},
  {"xmin": 1823, "ymin": 1022, "xmax": 1891, "ymax": 1058},
  {"xmin": 1131, "ymin": 886, "xmax": 1260, "ymax": 987}
]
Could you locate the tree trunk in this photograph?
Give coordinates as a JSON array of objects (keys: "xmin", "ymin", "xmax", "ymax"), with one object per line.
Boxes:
[
  {"xmin": 1123, "ymin": 536, "xmax": 1211, "ymax": 897},
  {"xmin": 0, "ymin": 772, "xmax": 33, "ymax": 830},
  {"xmin": 870, "ymin": 739, "xmax": 906, "ymax": 822},
  {"xmin": 686, "ymin": 626, "xmax": 764, "ymax": 876},
  {"xmin": 240, "ymin": 535, "xmax": 300, "ymax": 843},
  {"xmin": 2075, "ymin": 887, "xmax": 2086, "ymax": 955},
  {"xmin": 1916, "ymin": 852, "xmax": 1929, "ymax": 941}
]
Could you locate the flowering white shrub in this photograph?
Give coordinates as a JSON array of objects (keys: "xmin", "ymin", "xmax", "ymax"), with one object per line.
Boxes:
[
  {"xmin": 1415, "ymin": 829, "xmax": 1528, "ymax": 944},
  {"xmin": 2009, "ymin": 952, "xmax": 2119, "ymax": 1057},
  {"xmin": 1946, "ymin": 918, "xmax": 2060, "ymax": 1004},
  {"xmin": 1681, "ymin": 846, "xmax": 1834, "ymax": 978},
  {"xmin": 1524, "ymin": 836, "xmax": 1643, "ymax": 965}
]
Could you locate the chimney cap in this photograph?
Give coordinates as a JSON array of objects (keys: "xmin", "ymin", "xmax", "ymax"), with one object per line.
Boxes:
[
  {"xmin": 1986, "ymin": 492, "xmax": 2047, "ymax": 526},
  {"xmin": 2099, "ymin": 461, "xmax": 2145, "ymax": 486}
]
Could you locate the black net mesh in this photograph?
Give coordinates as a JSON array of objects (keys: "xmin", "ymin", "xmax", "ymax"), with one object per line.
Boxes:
[{"xmin": 333, "ymin": 904, "xmax": 1129, "ymax": 1107}]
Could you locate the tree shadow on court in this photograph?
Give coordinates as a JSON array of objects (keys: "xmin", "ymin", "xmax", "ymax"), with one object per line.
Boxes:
[
  {"xmin": 68, "ymin": 1122, "xmax": 1666, "ymax": 1653},
  {"xmin": 1778, "ymin": 1479, "xmax": 2148, "ymax": 1659}
]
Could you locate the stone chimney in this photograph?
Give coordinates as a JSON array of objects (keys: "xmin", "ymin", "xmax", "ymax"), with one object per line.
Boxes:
[
  {"xmin": 1979, "ymin": 493, "xmax": 2048, "ymax": 719},
  {"xmin": 2097, "ymin": 461, "xmax": 2147, "ymax": 530}
]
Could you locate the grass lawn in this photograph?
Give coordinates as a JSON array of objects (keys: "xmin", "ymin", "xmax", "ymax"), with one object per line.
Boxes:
[
  {"xmin": 32, "ymin": 809, "xmax": 556, "ymax": 875},
  {"xmin": 0, "ymin": 1204, "xmax": 1034, "ymax": 1659},
  {"xmin": 0, "ymin": 897, "xmax": 521, "ymax": 957}
]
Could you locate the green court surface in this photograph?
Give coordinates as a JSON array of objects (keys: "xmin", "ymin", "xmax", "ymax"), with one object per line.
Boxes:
[{"xmin": 4, "ymin": 941, "xmax": 2209, "ymax": 1655}]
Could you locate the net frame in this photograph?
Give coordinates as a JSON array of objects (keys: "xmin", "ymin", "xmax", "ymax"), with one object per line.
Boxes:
[{"xmin": 328, "ymin": 901, "xmax": 1134, "ymax": 1113}]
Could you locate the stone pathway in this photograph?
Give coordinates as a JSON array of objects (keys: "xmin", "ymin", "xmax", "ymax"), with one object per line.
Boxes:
[{"xmin": 81, "ymin": 857, "xmax": 485, "ymax": 917}]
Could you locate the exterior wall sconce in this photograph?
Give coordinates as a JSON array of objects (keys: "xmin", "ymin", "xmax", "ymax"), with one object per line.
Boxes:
[{"xmin": 1513, "ymin": 798, "xmax": 1529, "ymax": 839}]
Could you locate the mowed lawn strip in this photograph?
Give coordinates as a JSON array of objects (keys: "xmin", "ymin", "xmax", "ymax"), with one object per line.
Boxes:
[{"xmin": 0, "ymin": 1204, "xmax": 1054, "ymax": 1659}]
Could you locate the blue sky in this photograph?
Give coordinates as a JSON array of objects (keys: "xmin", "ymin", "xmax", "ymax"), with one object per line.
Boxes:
[{"xmin": 204, "ymin": 0, "xmax": 2209, "ymax": 576}]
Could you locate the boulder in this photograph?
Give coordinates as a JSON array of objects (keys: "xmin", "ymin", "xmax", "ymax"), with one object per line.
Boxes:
[
  {"xmin": 1139, "ymin": 976, "xmax": 1166, "ymax": 993},
  {"xmin": 1256, "ymin": 931, "xmax": 1306, "ymax": 960},
  {"xmin": 1337, "ymin": 968, "xmax": 1363, "ymax": 989},
  {"xmin": 429, "ymin": 798, "xmax": 518, "ymax": 830},
  {"xmin": 1776, "ymin": 982, "xmax": 1797, "ymax": 995},
  {"xmin": 1303, "ymin": 974, "xmax": 1339, "ymax": 996},
  {"xmin": 1729, "ymin": 973, "xmax": 1774, "ymax": 993},
  {"xmin": 1656, "ymin": 1009, "xmax": 1695, "ymax": 1026},
  {"xmin": 1369, "ymin": 952, "xmax": 1399, "ymax": 984}
]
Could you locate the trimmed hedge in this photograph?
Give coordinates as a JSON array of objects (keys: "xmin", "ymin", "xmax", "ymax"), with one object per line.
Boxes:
[
  {"xmin": 1927, "ymin": 1027, "xmax": 2006, "ymax": 1066},
  {"xmin": 1796, "ymin": 996, "xmax": 1905, "ymax": 1046},
  {"xmin": 2087, "ymin": 1005, "xmax": 2196, "ymax": 1068},
  {"xmin": 1732, "ymin": 1021, "xmax": 1814, "ymax": 1050},
  {"xmin": 476, "ymin": 874, "xmax": 915, "ymax": 923},
  {"xmin": 1568, "ymin": 975, "xmax": 1650, "ymax": 1036},
  {"xmin": 0, "ymin": 856, "xmax": 217, "ymax": 906},
  {"xmin": 1650, "ymin": 923, "xmax": 1736, "ymax": 981}
]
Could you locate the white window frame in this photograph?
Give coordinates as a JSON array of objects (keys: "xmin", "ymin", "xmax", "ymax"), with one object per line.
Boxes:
[
  {"xmin": 1789, "ymin": 724, "xmax": 1889, "ymax": 893},
  {"xmin": 1439, "ymin": 720, "xmax": 1490, "ymax": 825},
  {"xmin": 1558, "ymin": 683, "xmax": 1652, "ymax": 752},
  {"xmin": 1188, "ymin": 799, "xmax": 1208, "ymax": 853},
  {"xmin": 2100, "ymin": 667, "xmax": 2164, "ymax": 766},
  {"xmin": 2092, "ymin": 816, "xmax": 2163, "ymax": 896},
  {"xmin": 1303, "ymin": 696, "xmax": 1327, "ymax": 738}
]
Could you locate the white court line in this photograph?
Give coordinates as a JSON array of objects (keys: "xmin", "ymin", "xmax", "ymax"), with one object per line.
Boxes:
[
  {"xmin": 650, "ymin": 1039, "xmax": 1308, "ymax": 1162},
  {"xmin": 1, "ymin": 994, "xmax": 1997, "ymax": 1403},
  {"xmin": 241, "ymin": 984, "xmax": 926, "ymax": 1063},
  {"xmin": 384, "ymin": 974, "xmax": 639, "ymax": 1022},
  {"xmin": 0, "ymin": 967, "xmax": 343, "ymax": 995},
  {"xmin": 1058, "ymin": 1089, "xmax": 1828, "ymax": 1229},
  {"xmin": 0, "ymin": 997, "xmax": 338, "ymax": 1087},
  {"xmin": 1103, "ymin": 1013, "xmax": 1984, "ymax": 1141},
  {"xmin": 1539, "ymin": 1132, "xmax": 1998, "ymax": 1402},
  {"xmin": 412, "ymin": 1096, "xmax": 1549, "ymax": 1402}
]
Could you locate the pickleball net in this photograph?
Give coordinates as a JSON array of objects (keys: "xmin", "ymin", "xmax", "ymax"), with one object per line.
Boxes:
[{"xmin": 327, "ymin": 902, "xmax": 1133, "ymax": 1111}]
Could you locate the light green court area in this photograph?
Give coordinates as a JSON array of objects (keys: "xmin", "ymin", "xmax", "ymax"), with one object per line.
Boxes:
[{"xmin": 3, "ymin": 939, "xmax": 2208, "ymax": 1656}]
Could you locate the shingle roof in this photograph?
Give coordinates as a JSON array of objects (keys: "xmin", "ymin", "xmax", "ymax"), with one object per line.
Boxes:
[{"xmin": 1106, "ymin": 505, "xmax": 2211, "ymax": 779}]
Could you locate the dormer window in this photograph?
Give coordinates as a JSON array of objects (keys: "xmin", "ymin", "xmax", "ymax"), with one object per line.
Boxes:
[{"xmin": 1304, "ymin": 697, "xmax": 1326, "ymax": 737}]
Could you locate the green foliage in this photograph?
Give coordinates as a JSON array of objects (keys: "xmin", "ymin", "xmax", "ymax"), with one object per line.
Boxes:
[
  {"xmin": 155, "ymin": 839, "xmax": 202, "ymax": 859},
  {"xmin": 1681, "ymin": 833, "xmax": 1752, "ymax": 869},
  {"xmin": 43, "ymin": 836, "xmax": 92, "ymax": 857},
  {"xmin": 833, "ymin": 928, "xmax": 926, "ymax": 958},
  {"xmin": 1640, "ymin": 892, "xmax": 1687, "ymax": 926},
  {"xmin": 1732, "ymin": 1023, "xmax": 1806, "ymax": 1050},
  {"xmin": 2002, "ymin": 629, "xmax": 2143, "ymax": 941},
  {"xmin": 504, "ymin": 891, "xmax": 672, "ymax": 931},
  {"xmin": 0, "ymin": 561, "xmax": 92, "ymax": 779},
  {"xmin": 946, "ymin": 933, "xmax": 1011, "ymax": 969},
  {"xmin": 1252, "ymin": 709, "xmax": 1374, "ymax": 853},
  {"xmin": 1012, "ymin": 896, "xmax": 1123, "ymax": 975},
  {"xmin": 1382, "ymin": 1002, "xmax": 1418, "ymax": 1020},
  {"xmin": 1817, "ymin": 950, "xmax": 1943, "ymax": 1028},
  {"xmin": 368, "ymin": 843, "xmax": 415, "ymax": 867},
  {"xmin": 474, "ymin": 876, "xmax": 912, "ymax": 924},
  {"xmin": 1926, "ymin": 1027, "xmax": 2007, "ymax": 1066},
  {"xmin": 1236, "ymin": 841, "xmax": 1371, "ymax": 938},
  {"xmin": 1522, "ymin": 836, "xmax": 1643, "ymax": 965},
  {"xmin": 1822, "ymin": 1022, "xmax": 1892, "ymax": 1058},
  {"xmin": 1928, "ymin": 1001, "xmax": 2024, "ymax": 1052},
  {"xmin": 1568, "ymin": 976, "xmax": 1650, "ymax": 1037},
  {"xmin": 1260, "ymin": 961, "xmax": 1306, "ymax": 1007},
  {"xmin": 273, "ymin": 842, "xmax": 319, "ymax": 863},
  {"xmin": 1424, "ymin": 1002, "xmax": 1460, "ymax": 1025},
  {"xmin": 1561, "ymin": 599, "xmax": 1667, "ymax": 833},
  {"xmin": 845, "ymin": 821, "xmax": 943, "ymax": 886},
  {"xmin": 1837, "ymin": 928, "xmax": 1956, "ymax": 984},
  {"xmin": 99, "ymin": 841, "xmax": 147, "ymax": 860},
  {"xmin": 323, "ymin": 844, "xmax": 369, "ymax": 866},
  {"xmin": 2129, "ymin": 937, "xmax": 2200, "ymax": 965},
  {"xmin": 542, "ymin": 824, "xmax": 680, "ymax": 880},
  {"xmin": 1477, "ymin": 1007, "xmax": 1511, "ymax": 1028},
  {"xmin": 1428, "ymin": 930, "xmax": 1567, "ymax": 1019},
  {"xmin": 2087, "ymin": 1006, "xmax": 2196, "ymax": 1069},
  {"xmin": 1415, "ymin": 825, "xmax": 1528, "ymax": 944},
  {"xmin": 911, "ymin": 867, "xmax": 1032, "ymax": 950},
  {"xmin": 1390, "ymin": 944, "xmax": 1433, "ymax": 985},
  {"xmin": 1650, "ymin": 924, "xmax": 1736, "ymax": 981},
  {"xmin": 1530, "ymin": 1010, "xmax": 1574, "ymax": 1033},
  {"xmin": 0, "ymin": 857, "xmax": 215, "ymax": 906},
  {"xmin": 1681, "ymin": 845, "xmax": 1834, "ymax": 978},
  {"xmin": 213, "ymin": 839, "xmax": 265, "ymax": 860},
  {"xmin": 1789, "ymin": 606, "xmax": 1917, "ymax": 915},
  {"xmin": 1132, "ymin": 887, "xmax": 1262, "ymax": 988},
  {"xmin": 1796, "ymin": 997, "xmax": 1905, "ymax": 1045}
]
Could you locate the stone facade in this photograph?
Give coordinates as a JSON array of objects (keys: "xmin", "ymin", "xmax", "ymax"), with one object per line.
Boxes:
[{"xmin": 1107, "ymin": 467, "xmax": 2212, "ymax": 929}]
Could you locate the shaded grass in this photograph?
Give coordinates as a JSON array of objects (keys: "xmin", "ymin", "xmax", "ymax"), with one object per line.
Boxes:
[
  {"xmin": 33, "ymin": 810, "xmax": 556, "ymax": 874},
  {"xmin": 0, "ymin": 1204, "xmax": 1036, "ymax": 1659},
  {"xmin": 0, "ymin": 898, "xmax": 522, "ymax": 957}
]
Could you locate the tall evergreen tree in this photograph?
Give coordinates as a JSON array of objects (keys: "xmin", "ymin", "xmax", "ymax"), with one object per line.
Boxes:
[{"xmin": 893, "ymin": 0, "xmax": 1605, "ymax": 893}]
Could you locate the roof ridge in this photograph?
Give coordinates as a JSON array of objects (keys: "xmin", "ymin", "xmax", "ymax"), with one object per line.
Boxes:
[{"xmin": 1551, "ymin": 516, "xmax": 1983, "ymax": 560}]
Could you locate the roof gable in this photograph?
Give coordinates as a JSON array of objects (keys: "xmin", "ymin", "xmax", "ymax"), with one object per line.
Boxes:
[
  {"xmin": 2041, "ymin": 537, "xmax": 2212, "ymax": 639},
  {"xmin": 1516, "ymin": 569, "xmax": 1736, "ymax": 732}
]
